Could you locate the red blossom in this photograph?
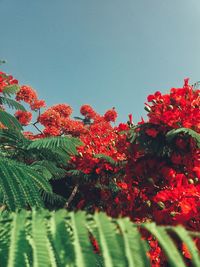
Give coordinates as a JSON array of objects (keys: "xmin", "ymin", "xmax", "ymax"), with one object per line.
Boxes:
[
  {"xmin": 104, "ymin": 108, "xmax": 117, "ymax": 122},
  {"xmin": 30, "ymin": 99, "xmax": 46, "ymax": 110},
  {"xmin": 0, "ymin": 72, "xmax": 18, "ymax": 93},
  {"xmin": 3, "ymin": 71, "xmax": 200, "ymax": 266},
  {"xmin": 16, "ymin": 85, "xmax": 38, "ymax": 104},
  {"xmin": 15, "ymin": 110, "xmax": 32, "ymax": 126},
  {"xmin": 43, "ymin": 126, "xmax": 61, "ymax": 136},
  {"xmin": 51, "ymin": 104, "xmax": 73, "ymax": 117},
  {"xmin": 128, "ymin": 114, "xmax": 133, "ymax": 124},
  {"xmin": 80, "ymin": 104, "xmax": 96, "ymax": 119},
  {"xmin": 145, "ymin": 128, "xmax": 158, "ymax": 138},
  {"xmin": 39, "ymin": 109, "xmax": 61, "ymax": 128}
]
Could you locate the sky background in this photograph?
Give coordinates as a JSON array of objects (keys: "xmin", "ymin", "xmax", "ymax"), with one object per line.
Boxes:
[{"xmin": 1, "ymin": 0, "xmax": 200, "ymax": 124}]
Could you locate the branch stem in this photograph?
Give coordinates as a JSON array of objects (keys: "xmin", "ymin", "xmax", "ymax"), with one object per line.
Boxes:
[
  {"xmin": 32, "ymin": 122, "xmax": 43, "ymax": 134},
  {"xmin": 64, "ymin": 185, "xmax": 79, "ymax": 209}
]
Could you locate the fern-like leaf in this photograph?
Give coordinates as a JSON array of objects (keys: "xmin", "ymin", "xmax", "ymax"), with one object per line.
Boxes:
[
  {"xmin": 31, "ymin": 210, "xmax": 57, "ymax": 267},
  {"xmin": 0, "ymin": 210, "xmax": 200, "ymax": 267},
  {"xmin": 0, "ymin": 128, "xmax": 28, "ymax": 147},
  {"xmin": 0, "ymin": 110, "xmax": 23, "ymax": 130},
  {"xmin": 169, "ymin": 226, "xmax": 200, "ymax": 267},
  {"xmin": 0, "ymin": 97, "xmax": 26, "ymax": 111},
  {"xmin": 166, "ymin": 127, "xmax": 200, "ymax": 148},
  {"xmin": 143, "ymin": 223, "xmax": 186, "ymax": 267},
  {"xmin": 31, "ymin": 160, "xmax": 66, "ymax": 180},
  {"xmin": 25, "ymin": 136, "xmax": 83, "ymax": 156},
  {"xmin": 0, "ymin": 158, "xmax": 52, "ymax": 210},
  {"xmin": 94, "ymin": 154, "xmax": 116, "ymax": 165},
  {"xmin": 2, "ymin": 85, "xmax": 20, "ymax": 96},
  {"xmin": 116, "ymin": 218, "xmax": 150, "ymax": 267},
  {"xmin": 7, "ymin": 211, "xmax": 29, "ymax": 267}
]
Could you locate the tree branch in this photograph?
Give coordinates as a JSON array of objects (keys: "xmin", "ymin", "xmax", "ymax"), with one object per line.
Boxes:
[
  {"xmin": 32, "ymin": 122, "xmax": 43, "ymax": 134},
  {"xmin": 64, "ymin": 185, "xmax": 79, "ymax": 209}
]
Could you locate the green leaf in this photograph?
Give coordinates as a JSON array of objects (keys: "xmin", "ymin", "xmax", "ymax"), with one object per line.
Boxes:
[
  {"xmin": 7, "ymin": 211, "xmax": 29, "ymax": 267},
  {"xmin": 0, "ymin": 97, "xmax": 26, "ymax": 111},
  {"xmin": 0, "ymin": 128, "xmax": 28, "ymax": 147},
  {"xmin": 171, "ymin": 226, "xmax": 200, "ymax": 267},
  {"xmin": 0, "ymin": 158, "xmax": 52, "ymax": 210},
  {"xmin": 0, "ymin": 110, "xmax": 23, "ymax": 130},
  {"xmin": 0, "ymin": 210, "xmax": 199, "ymax": 267},
  {"xmin": 91, "ymin": 212, "xmax": 128, "ymax": 267},
  {"xmin": 2, "ymin": 85, "xmax": 20, "ymax": 96},
  {"xmin": 41, "ymin": 191, "xmax": 66, "ymax": 207},
  {"xmin": 31, "ymin": 210, "xmax": 55, "ymax": 267},
  {"xmin": 26, "ymin": 136, "xmax": 82, "ymax": 156},
  {"xmin": 50, "ymin": 210, "xmax": 75, "ymax": 266},
  {"xmin": 166, "ymin": 128, "xmax": 200, "ymax": 148},
  {"xmin": 31, "ymin": 160, "xmax": 66, "ymax": 180},
  {"xmin": 70, "ymin": 211, "xmax": 97, "ymax": 267},
  {"xmin": 94, "ymin": 154, "xmax": 116, "ymax": 165},
  {"xmin": 117, "ymin": 218, "xmax": 150, "ymax": 267},
  {"xmin": 143, "ymin": 223, "xmax": 186, "ymax": 267}
]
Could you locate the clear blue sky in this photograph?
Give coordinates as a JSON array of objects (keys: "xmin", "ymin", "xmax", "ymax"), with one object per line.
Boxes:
[{"xmin": 1, "ymin": 0, "xmax": 200, "ymax": 123}]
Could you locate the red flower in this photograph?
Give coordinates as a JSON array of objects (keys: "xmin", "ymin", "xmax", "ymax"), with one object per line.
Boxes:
[
  {"xmin": 145, "ymin": 128, "xmax": 158, "ymax": 138},
  {"xmin": 104, "ymin": 108, "xmax": 117, "ymax": 122},
  {"xmin": 89, "ymin": 233, "xmax": 100, "ymax": 254},
  {"xmin": 80, "ymin": 104, "xmax": 96, "ymax": 119},
  {"xmin": 128, "ymin": 114, "xmax": 133, "ymax": 124},
  {"xmin": 193, "ymin": 167, "xmax": 200, "ymax": 178},
  {"xmin": 0, "ymin": 72, "xmax": 18, "ymax": 93},
  {"xmin": 30, "ymin": 99, "xmax": 46, "ymax": 110},
  {"xmin": 43, "ymin": 126, "xmax": 61, "ymax": 136},
  {"xmin": 171, "ymin": 153, "xmax": 182, "ymax": 164},
  {"xmin": 23, "ymin": 131, "xmax": 35, "ymax": 140},
  {"xmin": 51, "ymin": 104, "xmax": 73, "ymax": 118},
  {"xmin": 15, "ymin": 110, "xmax": 32, "ymax": 126},
  {"xmin": 39, "ymin": 109, "xmax": 61, "ymax": 128},
  {"xmin": 117, "ymin": 123, "xmax": 129, "ymax": 131},
  {"xmin": 175, "ymin": 137, "xmax": 187, "ymax": 150},
  {"xmin": 146, "ymin": 79, "xmax": 200, "ymax": 133},
  {"xmin": 16, "ymin": 85, "xmax": 37, "ymax": 104},
  {"xmin": 61, "ymin": 118, "xmax": 86, "ymax": 136},
  {"xmin": 117, "ymin": 182, "xmax": 128, "ymax": 190}
]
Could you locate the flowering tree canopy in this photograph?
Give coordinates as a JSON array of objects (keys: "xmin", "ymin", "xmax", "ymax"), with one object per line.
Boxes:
[{"xmin": 0, "ymin": 70, "xmax": 200, "ymax": 266}]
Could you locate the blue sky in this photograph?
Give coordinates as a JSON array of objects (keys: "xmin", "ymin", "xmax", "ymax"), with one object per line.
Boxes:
[{"xmin": 1, "ymin": 0, "xmax": 200, "ymax": 123}]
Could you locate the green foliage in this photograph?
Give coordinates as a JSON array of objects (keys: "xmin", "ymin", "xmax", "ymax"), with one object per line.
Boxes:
[
  {"xmin": 0, "ymin": 110, "xmax": 23, "ymax": 130},
  {"xmin": 94, "ymin": 154, "xmax": 116, "ymax": 165},
  {"xmin": 31, "ymin": 160, "xmax": 67, "ymax": 180},
  {"xmin": 166, "ymin": 127, "xmax": 200, "ymax": 148},
  {"xmin": 0, "ymin": 127, "xmax": 83, "ymax": 210},
  {"xmin": 1, "ymin": 84, "xmax": 200, "ymax": 267},
  {"xmin": 65, "ymin": 169, "xmax": 91, "ymax": 183},
  {"xmin": 0, "ymin": 158, "xmax": 52, "ymax": 211},
  {"xmin": 0, "ymin": 96, "xmax": 26, "ymax": 111},
  {"xmin": 0, "ymin": 128, "xmax": 27, "ymax": 147},
  {"xmin": 26, "ymin": 136, "xmax": 83, "ymax": 156},
  {"xmin": 0, "ymin": 209, "xmax": 199, "ymax": 267},
  {"xmin": 2, "ymin": 85, "xmax": 20, "ymax": 97}
]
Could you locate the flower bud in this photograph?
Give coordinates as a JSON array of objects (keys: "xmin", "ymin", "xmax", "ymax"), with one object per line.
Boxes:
[{"xmin": 188, "ymin": 179, "xmax": 194, "ymax": 184}]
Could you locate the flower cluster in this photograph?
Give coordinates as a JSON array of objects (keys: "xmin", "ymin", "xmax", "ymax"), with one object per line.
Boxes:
[
  {"xmin": 114, "ymin": 80, "xmax": 200, "ymax": 229},
  {"xmin": 16, "ymin": 85, "xmax": 45, "ymax": 110},
  {"xmin": 146, "ymin": 78, "xmax": 200, "ymax": 132},
  {"xmin": 104, "ymin": 108, "xmax": 117, "ymax": 122},
  {"xmin": 80, "ymin": 104, "xmax": 96, "ymax": 119},
  {"xmin": 71, "ymin": 120, "xmax": 126, "ymax": 175},
  {"xmin": 15, "ymin": 110, "xmax": 32, "ymax": 126},
  {"xmin": 13, "ymin": 76, "xmax": 199, "ymax": 231},
  {"xmin": 38, "ymin": 104, "xmax": 87, "ymax": 136},
  {"xmin": 0, "ymin": 71, "xmax": 18, "ymax": 93},
  {"xmin": 2, "ymin": 70, "xmax": 200, "ymax": 266}
]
